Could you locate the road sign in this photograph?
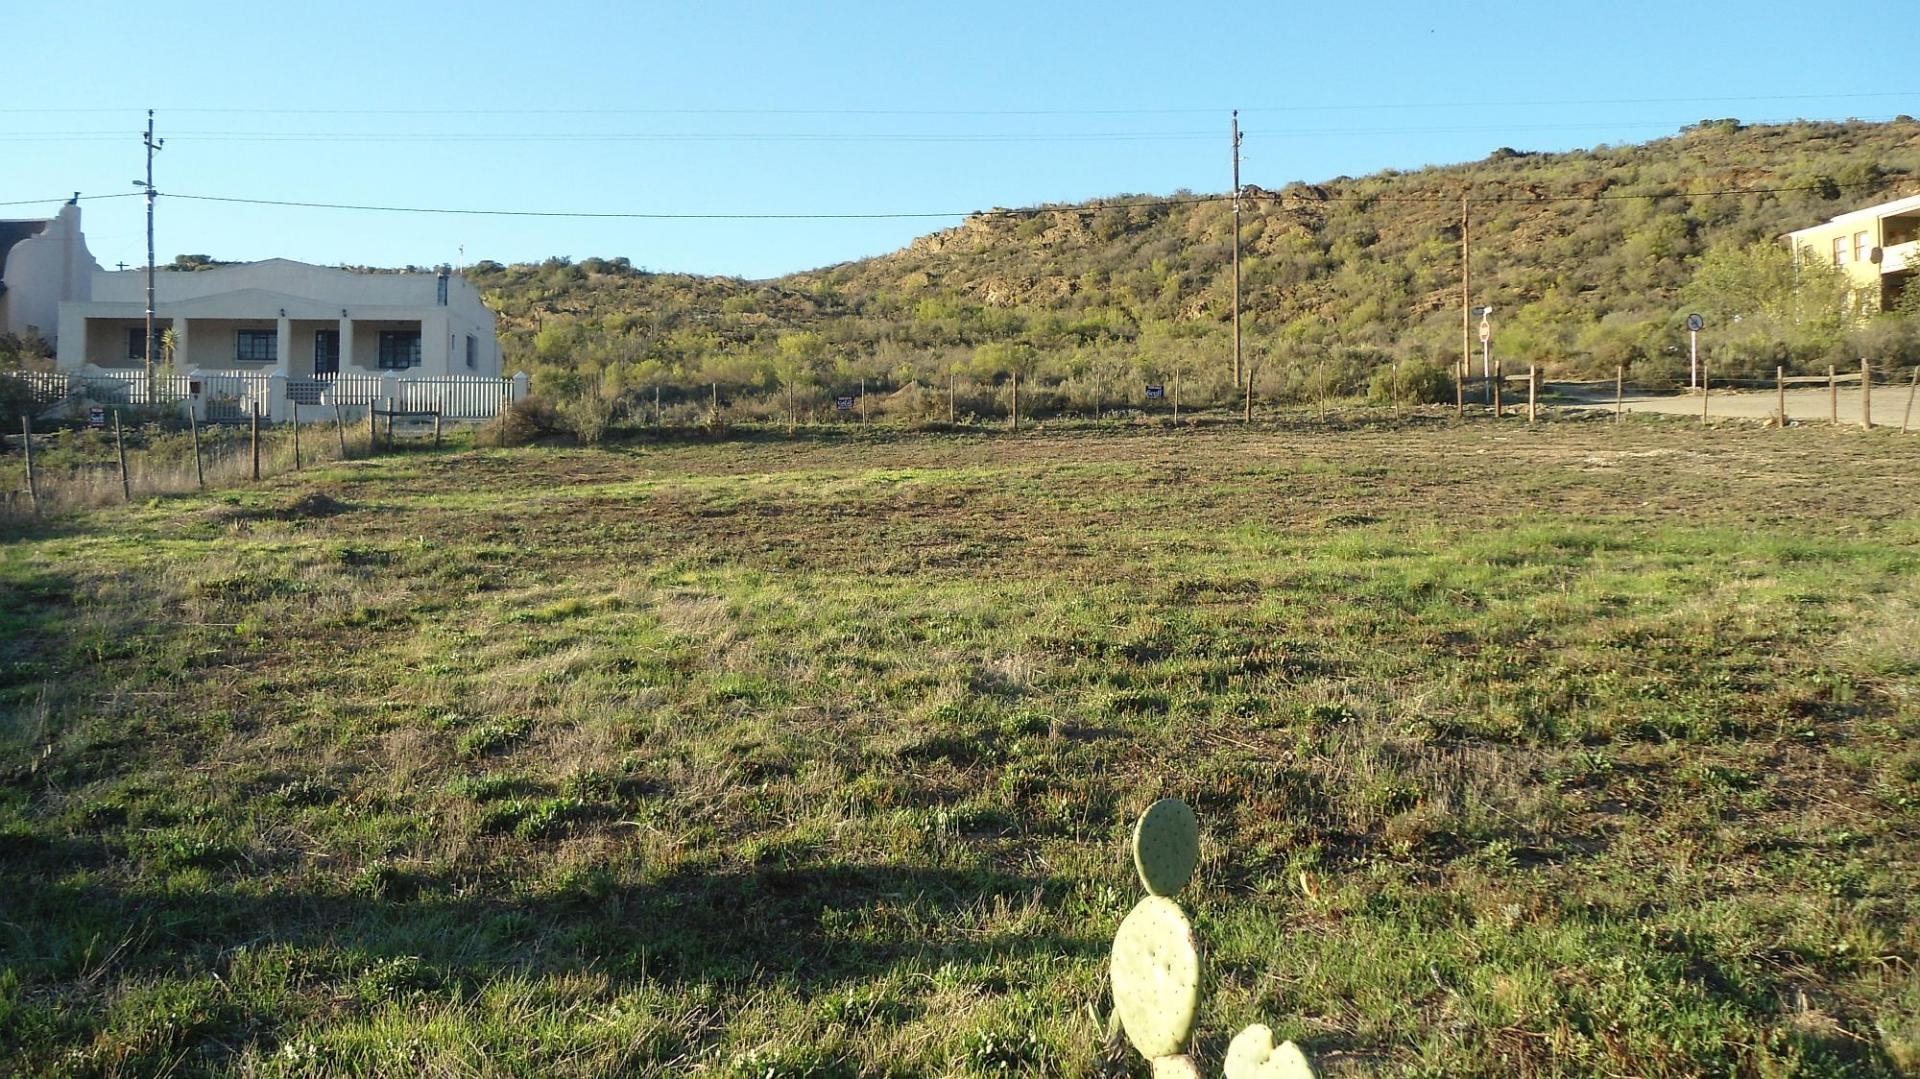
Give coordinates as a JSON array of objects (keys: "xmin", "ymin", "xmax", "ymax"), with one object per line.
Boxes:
[
  {"xmin": 1146, "ymin": 384, "xmax": 1165, "ymax": 399},
  {"xmin": 1478, "ymin": 320, "xmax": 1491, "ymax": 344},
  {"xmin": 834, "ymin": 395, "xmax": 855, "ymax": 410},
  {"xmin": 87, "ymin": 406, "xmax": 106, "ymax": 429},
  {"xmin": 1686, "ymin": 313, "xmax": 1704, "ymax": 332}
]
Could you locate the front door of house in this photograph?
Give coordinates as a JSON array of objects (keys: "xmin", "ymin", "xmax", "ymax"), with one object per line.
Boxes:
[{"xmin": 314, "ymin": 330, "xmax": 340, "ymax": 376}]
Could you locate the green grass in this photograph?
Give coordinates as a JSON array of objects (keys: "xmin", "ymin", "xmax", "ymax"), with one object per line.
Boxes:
[{"xmin": 2, "ymin": 414, "xmax": 1918, "ymax": 1076}]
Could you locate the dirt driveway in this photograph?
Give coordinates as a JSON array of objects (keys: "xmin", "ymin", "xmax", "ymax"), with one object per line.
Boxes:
[{"xmin": 1560, "ymin": 382, "xmax": 1920, "ymax": 427}]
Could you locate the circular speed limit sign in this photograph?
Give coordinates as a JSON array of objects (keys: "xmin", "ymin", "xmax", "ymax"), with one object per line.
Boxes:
[
  {"xmin": 1478, "ymin": 320, "xmax": 1491, "ymax": 343},
  {"xmin": 1686, "ymin": 313, "xmax": 1704, "ymax": 332}
]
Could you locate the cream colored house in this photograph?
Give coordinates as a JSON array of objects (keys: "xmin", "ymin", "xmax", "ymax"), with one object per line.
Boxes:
[
  {"xmin": 57, "ymin": 258, "xmax": 502, "ymax": 378},
  {"xmin": 0, "ymin": 200, "xmax": 98, "ymax": 346},
  {"xmin": 1785, "ymin": 193, "xmax": 1920, "ymax": 312}
]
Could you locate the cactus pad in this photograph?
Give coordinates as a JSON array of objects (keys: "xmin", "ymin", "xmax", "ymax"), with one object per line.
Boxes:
[
  {"xmin": 1224, "ymin": 1024, "xmax": 1316, "ymax": 1079},
  {"xmin": 1150, "ymin": 1054, "xmax": 1204, "ymax": 1079},
  {"xmin": 1110, "ymin": 895, "xmax": 1202, "ymax": 1059},
  {"xmin": 1132, "ymin": 797, "xmax": 1200, "ymax": 897}
]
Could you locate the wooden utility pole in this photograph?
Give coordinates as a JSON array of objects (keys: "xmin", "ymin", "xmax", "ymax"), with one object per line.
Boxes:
[
  {"xmin": 1231, "ymin": 110, "xmax": 1243, "ymax": 389},
  {"xmin": 1461, "ymin": 195, "xmax": 1471, "ymax": 412},
  {"xmin": 1860, "ymin": 358, "xmax": 1872, "ymax": 429},
  {"xmin": 20, "ymin": 417, "xmax": 37, "ymax": 515},
  {"xmin": 139, "ymin": 110, "xmax": 163, "ymax": 393},
  {"xmin": 113, "ymin": 410, "xmax": 130, "ymax": 502}
]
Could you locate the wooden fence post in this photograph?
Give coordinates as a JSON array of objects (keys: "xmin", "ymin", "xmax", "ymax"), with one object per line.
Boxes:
[
  {"xmin": 384, "ymin": 397, "xmax": 395, "ymax": 447},
  {"xmin": 1861, "ymin": 358, "xmax": 1872, "ymax": 429},
  {"xmin": 1777, "ymin": 366, "xmax": 1786, "ymax": 428},
  {"xmin": 291, "ymin": 401, "xmax": 302, "ymax": 470},
  {"xmin": 1243, "ymin": 366, "xmax": 1253, "ymax": 424},
  {"xmin": 1700, "ymin": 358, "xmax": 1709, "ymax": 425},
  {"xmin": 1615, "ymin": 364, "xmax": 1624, "ymax": 422},
  {"xmin": 367, "ymin": 401, "xmax": 377, "ymax": 454},
  {"xmin": 1527, "ymin": 365, "xmax": 1537, "ymax": 424},
  {"xmin": 433, "ymin": 408, "xmax": 443, "ymax": 449},
  {"xmin": 1829, "ymin": 365, "xmax": 1838, "ymax": 425},
  {"xmin": 334, "ymin": 402, "xmax": 348, "ymax": 460},
  {"xmin": 1493, "ymin": 361, "xmax": 1503, "ymax": 418},
  {"xmin": 654, "ymin": 384, "xmax": 661, "ymax": 427},
  {"xmin": 947, "ymin": 372, "xmax": 956, "ymax": 424},
  {"xmin": 860, "ymin": 378, "xmax": 868, "ymax": 425},
  {"xmin": 1012, "ymin": 369, "xmax": 1021, "ymax": 431},
  {"xmin": 22, "ymin": 416, "xmax": 38, "ymax": 515},
  {"xmin": 1905, "ymin": 367, "xmax": 1918, "ymax": 434},
  {"xmin": 1454, "ymin": 359, "xmax": 1464, "ymax": 419},
  {"xmin": 189, "ymin": 409, "xmax": 205, "ymax": 488},
  {"xmin": 112, "ymin": 410, "xmax": 131, "ymax": 502},
  {"xmin": 250, "ymin": 402, "xmax": 261, "ymax": 481}
]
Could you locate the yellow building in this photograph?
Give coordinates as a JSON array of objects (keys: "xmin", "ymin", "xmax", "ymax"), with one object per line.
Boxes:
[{"xmin": 1785, "ymin": 193, "xmax": 1920, "ymax": 312}]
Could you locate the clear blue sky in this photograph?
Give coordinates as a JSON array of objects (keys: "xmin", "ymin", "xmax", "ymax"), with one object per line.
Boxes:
[{"xmin": 4, "ymin": 1, "xmax": 1912, "ymax": 280}]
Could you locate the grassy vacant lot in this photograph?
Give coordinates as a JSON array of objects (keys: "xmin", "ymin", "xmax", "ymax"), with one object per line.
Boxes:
[{"xmin": 2, "ymin": 414, "xmax": 1918, "ymax": 1077}]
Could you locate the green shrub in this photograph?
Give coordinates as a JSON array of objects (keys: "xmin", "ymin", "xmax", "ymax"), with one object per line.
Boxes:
[{"xmin": 1367, "ymin": 359, "xmax": 1457, "ymax": 405}]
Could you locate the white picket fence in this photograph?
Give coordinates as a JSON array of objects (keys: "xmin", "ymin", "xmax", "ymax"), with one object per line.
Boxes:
[{"xmin": 5, "ymin": 370, "xmax": 523, "ymax": 424}]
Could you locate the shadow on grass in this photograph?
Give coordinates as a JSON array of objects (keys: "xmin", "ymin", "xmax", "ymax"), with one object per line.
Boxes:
[{"xmin": 2, "ymin": 837, "xmax": 1094, "ymax": 993}]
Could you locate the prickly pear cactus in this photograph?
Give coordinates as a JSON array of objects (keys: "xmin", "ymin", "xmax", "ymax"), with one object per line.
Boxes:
[
  {"xmin": 1132, "ymin": 796, "xmax": 1199, "ymax": 897},
  {"xmin": 1109, "ymin": 895, "xmax": 1202, "ymax": 1060},
  {"xmin": 1151, "ymin": 1054, "xmax": 1205, "ymax": 1078},
  {"xmin": 1224, "ymin": 1024, "xmax": 1316, "ymax": 1079}
]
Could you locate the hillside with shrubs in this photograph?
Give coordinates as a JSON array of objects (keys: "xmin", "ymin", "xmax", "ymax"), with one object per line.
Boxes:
[{"xmin": 464, "ymin": 118, "xmax": 1920, "ymax": 421}]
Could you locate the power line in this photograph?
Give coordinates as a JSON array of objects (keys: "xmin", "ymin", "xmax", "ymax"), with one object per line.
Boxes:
[
  {"xmin": 145, "ymin": 176, "xmax": 1909, "ymax": 223},
  {"xmin": 0, "ymin": 192, "xmax": 143, "ymax": 208},
  {"xmin": 0, "ymin": 115, "xmax": 1909, "ymax": 144},
  {"xmin": 0, "ymin": 90, "xmax": 1913, "ymax": 116}
]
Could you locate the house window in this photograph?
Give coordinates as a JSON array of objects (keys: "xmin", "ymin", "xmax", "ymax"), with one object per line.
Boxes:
[
  {"xmin": 465, "ymin": 334, "xmax": 477, "ymax": 369},
  {"xmin": 314, "ymin": 330, "xmax": 340, "ymax": 376},
  {"xmin": 1856, "ymin": 231, "xmax": 1872, "ymax": 263},
  {"xmin": 377, "ymin": 330, "xmax": 421, "ymax": 370},
  {"xmin": 125, "ymin": 327, "xmax": 164, "ymax": 362},
  {"xmin": 1833, "ymin": 236, "xmax": 1848, "ymax": 265},
  {"xmin": 235, "ymin": 329, "xmax": 277, "ymax": 363}
]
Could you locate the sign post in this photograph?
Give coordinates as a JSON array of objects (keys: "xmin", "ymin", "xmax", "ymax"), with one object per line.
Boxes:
[
  {"xmin": 1686, "ymin": 313, "xmax": 1704, "ymax": 390},
  {"xmin": 1477, "ymin": 307, "xmax": 1493, "ymax": 405}
]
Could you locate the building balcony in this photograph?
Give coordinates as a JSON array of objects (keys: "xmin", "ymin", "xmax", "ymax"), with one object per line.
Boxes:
[{"xmin": 1882, "ymin": 240, "xmax": 1918, "ymax": 274}]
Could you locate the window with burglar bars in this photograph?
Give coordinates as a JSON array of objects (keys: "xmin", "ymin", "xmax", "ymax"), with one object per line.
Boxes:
[
  {"xmin": 377, "ymin": 330, "xmax": 422, "ymax": 370},
  {"xmin": 125, "ymin": 327, "xmax": 166, "ymax": 362},
  {"xmin": 235, "ymin": 329, "xmax": 277, "ymax": 363}
]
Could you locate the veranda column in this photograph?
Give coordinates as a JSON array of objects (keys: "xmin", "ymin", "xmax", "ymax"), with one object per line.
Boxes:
[
  {"xmin": 275, "ymin": 313, "xmax": 293, "ymax": 377},
  {"xmin": 338, "ymin": 315, "xmax": 355, "ymax": 372}
]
